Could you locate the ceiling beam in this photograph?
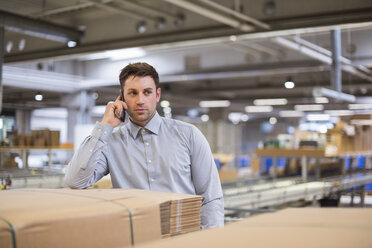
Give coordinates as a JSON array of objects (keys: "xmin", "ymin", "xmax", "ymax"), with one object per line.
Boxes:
[
  {"xmin": 0, "ymin": 10, "xmax": 83, "ymax": 43},
  {"xmin": 163, "ymin": 0, "xmax": 254, "ymax": 32},
  {"xmin": 197, "ymin": 0, "xmax": 270, "ymax": 30}
]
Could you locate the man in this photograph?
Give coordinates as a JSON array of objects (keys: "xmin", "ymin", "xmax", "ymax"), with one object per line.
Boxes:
[{"xmin": 64, "ymin": 62, "xmax": 224, "ymax": 228}]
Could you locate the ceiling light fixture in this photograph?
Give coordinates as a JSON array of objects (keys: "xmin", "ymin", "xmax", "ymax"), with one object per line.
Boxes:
[
  {"xmin": 201, "ymin": 114, "xmax": 209, "ymax": 122},
  {"xmin": 284, "ymin": 77, "xmax": 295, "ymax": 89},
  {"xmin": 137, "ymin": 21, "xmax": 147, "ymax": 33},
  {"xmin": 35, "ymin": 92, "xmax": 43, "ymax": 101},
  {"xmin": 18, "ymin": 38, "xmax": 26, "ymax": 51},
  {"xmin": 174, "ymin": 14, "xmax": 185, "ymax": 27},
  {"xmin": 160, "ymin": 100, "xmax": 170, "ymax": 108},
  {"xmin": 229, "ymin": 35, "xmax": 237, "ymax": 42},
  {"xmin": 81, "ymin": 47, "xmax": 146, "ymax": 61},
  {"xmin": 156, "ymin": 17, "xmax": 166, "ymax": 30},
  {"xmin": 245, "ymin": 105, "xmax": 273, "ymax": 113},
  {"xmin": 279, "ymin": 110, "xmax": 303, "ymax": 117},
  {"xmin": 67, "ymin": 40, "xmax": 77, "ymax": 48},
  {"xmin": 348, "ymin": 104, "xmax": 372, "ymax": 110},
  {"xmin": 295, "ymin": 104, "xmax": 324, "ymax": 111},
  {"xmin": 314, "ymin": 97, "xmax": 329, "ymax": 104},
  {"xmin": 306, "ymin": 114, "xmax": 330, "ymax": 121},
  {"xmin": 199, "ymin": 100, "xmax": 231, "ymax": 108},
  {"xmin": 254, "ymin": 98, "xmax": 288, "ymax": 106},
  {"xmin": 324, "ymin": 110, "xmax": 354, "ymax": 116},
  {"xmin": 269, "ymin": 117, "xmax": 277, "ymax": 125}
]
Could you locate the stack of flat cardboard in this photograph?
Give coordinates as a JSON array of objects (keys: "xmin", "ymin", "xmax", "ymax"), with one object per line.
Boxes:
[
  {"xmin": 0, "ymin": 188, "xmax": 202, "ymax": 248},
  {"xmin": 136, "ymin": 208, "xmax": 372, "ymax": 248},
  {"xmin": 117, "ymin": 189, "xmax": 203, "ymax": 236}
]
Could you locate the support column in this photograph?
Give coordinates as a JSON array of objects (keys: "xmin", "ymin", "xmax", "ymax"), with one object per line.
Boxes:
[
  {"xmin": 0, "ymin": 27, "xmax": 4, "ymax": 114},
  {"xmin": 61, "ymin": 91, "xmax": 95, "ymax": 143},
  {"xmin": 15, "ymin": 109, "xmax": 32, "ymax": 134},
  {"xmin": 331, "ymin": 28, "xmax": 342, "ymax": 92}
]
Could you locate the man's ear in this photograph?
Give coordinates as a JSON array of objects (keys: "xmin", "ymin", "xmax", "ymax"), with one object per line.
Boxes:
[{"xmin": 156, "ymin": 88, "xmax": 161, "ymax": 102}]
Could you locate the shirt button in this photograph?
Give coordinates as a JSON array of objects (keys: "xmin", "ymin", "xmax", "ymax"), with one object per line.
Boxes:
[
  {"xmin": 104, "ymin": 131, "xmax": 107, "ymax": 134},
  {"xmin": 150, "ymin": 178, "xmax": 155, "ymax": 182},
  {"xmin": 98, "ymin": 128, "xmax": 102, "ymax": 132},
  {"xmin": 148, "ymin": 160, "xmax": 152, "ymax": 163},
  {"xmin": 145, "ymin": 142, "xmax": 149, "ymax": 146},
  {"xmin": 89, "ymin": 149, "xmax": 93, "ymax": 152}
]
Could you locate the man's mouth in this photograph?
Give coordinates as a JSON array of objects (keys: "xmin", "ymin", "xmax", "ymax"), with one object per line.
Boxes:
[{"xmin": 134, "ymin": 109, "xmax": 147, "ymax": 114}]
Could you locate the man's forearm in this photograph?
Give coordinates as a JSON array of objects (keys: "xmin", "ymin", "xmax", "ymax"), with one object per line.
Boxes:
[
  {"xmin": 64, "ymin": 123, "xmax": 112, "ymax": 188},
  {"xmin": 200, "ymin": 197, "xmax": 224, "ymax": 229}
]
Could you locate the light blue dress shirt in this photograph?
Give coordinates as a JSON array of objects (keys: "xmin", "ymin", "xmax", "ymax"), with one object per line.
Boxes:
[{"xmin": 64, "ymin": 112, "xmax": 224, "ymax": 228}]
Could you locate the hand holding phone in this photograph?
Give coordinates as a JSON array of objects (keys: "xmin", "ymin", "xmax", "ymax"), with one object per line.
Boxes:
[
  {"xmin": 114, "ymin": 90, "xmax": 126, "ymax": 122},
  {"xmin": 101, "ymin": 94, "xmax": 127, "ymax": 127}
]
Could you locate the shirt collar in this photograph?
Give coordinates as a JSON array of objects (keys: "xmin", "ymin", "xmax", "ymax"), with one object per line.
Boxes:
[{"xmin": 126, "ymin": 111, "xmax": 161, "ymax": 138}]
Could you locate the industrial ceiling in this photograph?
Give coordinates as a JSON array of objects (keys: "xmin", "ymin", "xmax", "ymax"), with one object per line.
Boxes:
[{"xmin": 1, "ymin": 0, "xmax": 372, "ymax": 121}]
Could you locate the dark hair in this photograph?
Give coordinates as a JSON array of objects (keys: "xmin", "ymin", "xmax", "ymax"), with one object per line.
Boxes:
[{"xmin": 119, "ymin": 62, "xmax": 159, "ymax": 89}]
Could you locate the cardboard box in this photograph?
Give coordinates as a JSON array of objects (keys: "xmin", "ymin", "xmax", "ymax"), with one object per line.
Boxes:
[
  {"xmin": 50, "ymin": 130, "xmax": 60, "ymax": 146},
  {"xmin": 136, "ymin": 208, "xmax": 372, "ymax": 248},
  {"xmin": 0, "ymin": 188, "xmax": 202, "ymax": 248},
  {"xmin": 218, "ymin": 169, "xmax": 238, "ymax": 182}
]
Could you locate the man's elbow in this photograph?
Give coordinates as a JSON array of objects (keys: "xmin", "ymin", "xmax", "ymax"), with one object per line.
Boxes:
[{"xmin": 63, "ymin": 177, "xmax": 86, "ymax": 189}]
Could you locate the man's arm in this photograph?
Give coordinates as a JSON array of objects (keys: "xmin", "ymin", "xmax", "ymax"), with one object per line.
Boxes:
[
  {"xmin": 64, "ymin": 123, "xmax": 113, "ymax": 188},
  {"xmin": 190, "ymin": 126, "xmax": 224, "ymax": 228},
  {"xmin": 64, "ymin": 97, "xmax": 127, "ymax": 188}
]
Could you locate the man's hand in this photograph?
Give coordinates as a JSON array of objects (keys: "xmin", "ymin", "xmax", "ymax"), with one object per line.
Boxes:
[{"xmin": 101, "ymin": 95, "xmax": 127, "ymax": 128}]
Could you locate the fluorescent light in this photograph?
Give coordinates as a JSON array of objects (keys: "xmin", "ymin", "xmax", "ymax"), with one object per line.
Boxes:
[
  {"xmin": 314, "ymin": 97, "xmax": 329, "ymax": 104},
  {"xmin": 348, "ymin": 104, "xmax": 372, "ymax": 110},
  {"xmin": 325, "ymin": 110, "xmax": 354, "ymax": 116},
  {"xmin": 160, "ymin": 100, "xmax": 170, "ymax": 108},
  {"xmin": 253, "ymin": 98, "xmax": 288, "ymax": 106},
  {"xmin": 81, "ymin": 47, "xmax": 146, "ymax": 61},
  {"xmin": 279, "ymin": 110, "xmax": 303, "ymax": 117},
  {"xmin": 307, "ymin": 114, "xmax": 330, "ymax": 121},
  {"xmin": 350, "ymin": 119, "xmax": 372, "ymax": 125},
  {"xmin": 201, "ymin": 114, "xmax": 209, "ymax": 122},
  {"xmin": 295, "ymin": 104, "xmax": 324, "ymax": 111},
  {"xmin": 245, "ymin": 105, "xmax": 273, "ymax": 113},
  {"xmin": 199, "ymin": 100, "xmax": 231, "ymax": 108}
]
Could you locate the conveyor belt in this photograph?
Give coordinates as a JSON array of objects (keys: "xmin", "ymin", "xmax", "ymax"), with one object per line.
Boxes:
[{"xmin": 223, "ymin": 172, "xmax": 372, "ymax": 212}]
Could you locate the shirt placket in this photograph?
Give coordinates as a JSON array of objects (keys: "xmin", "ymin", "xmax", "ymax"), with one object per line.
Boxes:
[{"xmin": 141, "ymin": 128, "xmax": 155, "ymax": 189}]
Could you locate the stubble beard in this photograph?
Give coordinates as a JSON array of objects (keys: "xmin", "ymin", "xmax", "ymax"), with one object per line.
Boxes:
[{"xmin": 128, "ymin": 107, "xmax": 155, "ymax": 126}]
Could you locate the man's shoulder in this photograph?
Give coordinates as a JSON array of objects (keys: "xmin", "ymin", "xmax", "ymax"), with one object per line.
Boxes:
[{"xmin": 161, "ymin": 116, "xmax": 196, "ymax": 132}]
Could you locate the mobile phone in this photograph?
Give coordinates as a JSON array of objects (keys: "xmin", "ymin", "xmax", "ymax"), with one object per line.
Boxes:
[{"xmin": 114, "ymin": 90, "xmax": 126, "ymax": 122}]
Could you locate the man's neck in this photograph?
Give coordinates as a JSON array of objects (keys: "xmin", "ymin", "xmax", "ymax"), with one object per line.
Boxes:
[{"xmin": 129, "ymin": 112, "xmax": 156, "ymax": 127}]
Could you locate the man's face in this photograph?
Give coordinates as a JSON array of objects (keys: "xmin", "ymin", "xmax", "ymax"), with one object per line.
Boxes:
[{"xmin": 123, "ymin": 75, "xmax": 161, "ymax": 127}]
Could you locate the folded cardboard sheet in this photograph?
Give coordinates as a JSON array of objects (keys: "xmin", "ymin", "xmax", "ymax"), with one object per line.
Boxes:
[
  {"xmin": 0, "ymin": 188, "xmax": 202, "ymax": 248},
  {"xmin": 136, "ymin": 208, "xmax": 372, "ymax": 248}
]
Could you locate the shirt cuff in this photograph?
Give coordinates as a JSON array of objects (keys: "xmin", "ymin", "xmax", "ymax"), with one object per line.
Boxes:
[{"xmin": 91, "ymin": 122, "xmax": 114, "ymax": 143}]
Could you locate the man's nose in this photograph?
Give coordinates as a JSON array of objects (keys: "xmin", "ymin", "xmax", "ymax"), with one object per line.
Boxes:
[{"xmin": 136, "ymin": 93, "xmax": 145, "ymax": 104}]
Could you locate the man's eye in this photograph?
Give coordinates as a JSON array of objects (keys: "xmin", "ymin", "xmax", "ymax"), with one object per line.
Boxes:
[
  {"xmin": 145, "ymin": 91, "xmax": 152, "ymax": 95},
  {"xmin": 129, "ymin": 92, "xmax": 136, "ymax": 95}
]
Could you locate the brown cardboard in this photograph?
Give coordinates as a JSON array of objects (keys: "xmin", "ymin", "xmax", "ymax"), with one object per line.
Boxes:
[
  {"xmin": 136, "ymin": 208, "xmax": 372, "ymax": 248},
  {"xmin": 0, "ymin": 188, "xmax": 201, "ymax": 248},
  {"xmin": 218, "ymin": 169, "xmax": 238, "ymax": 182}
]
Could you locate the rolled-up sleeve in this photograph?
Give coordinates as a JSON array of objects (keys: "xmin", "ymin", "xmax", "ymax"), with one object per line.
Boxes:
[
  {"xmin": 190, "ymin": 126, "xmax": 224, "ymax": 228},
  {"xmin": 64, "ymin": 122, "xmax": 113, "ymax": 189}
]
